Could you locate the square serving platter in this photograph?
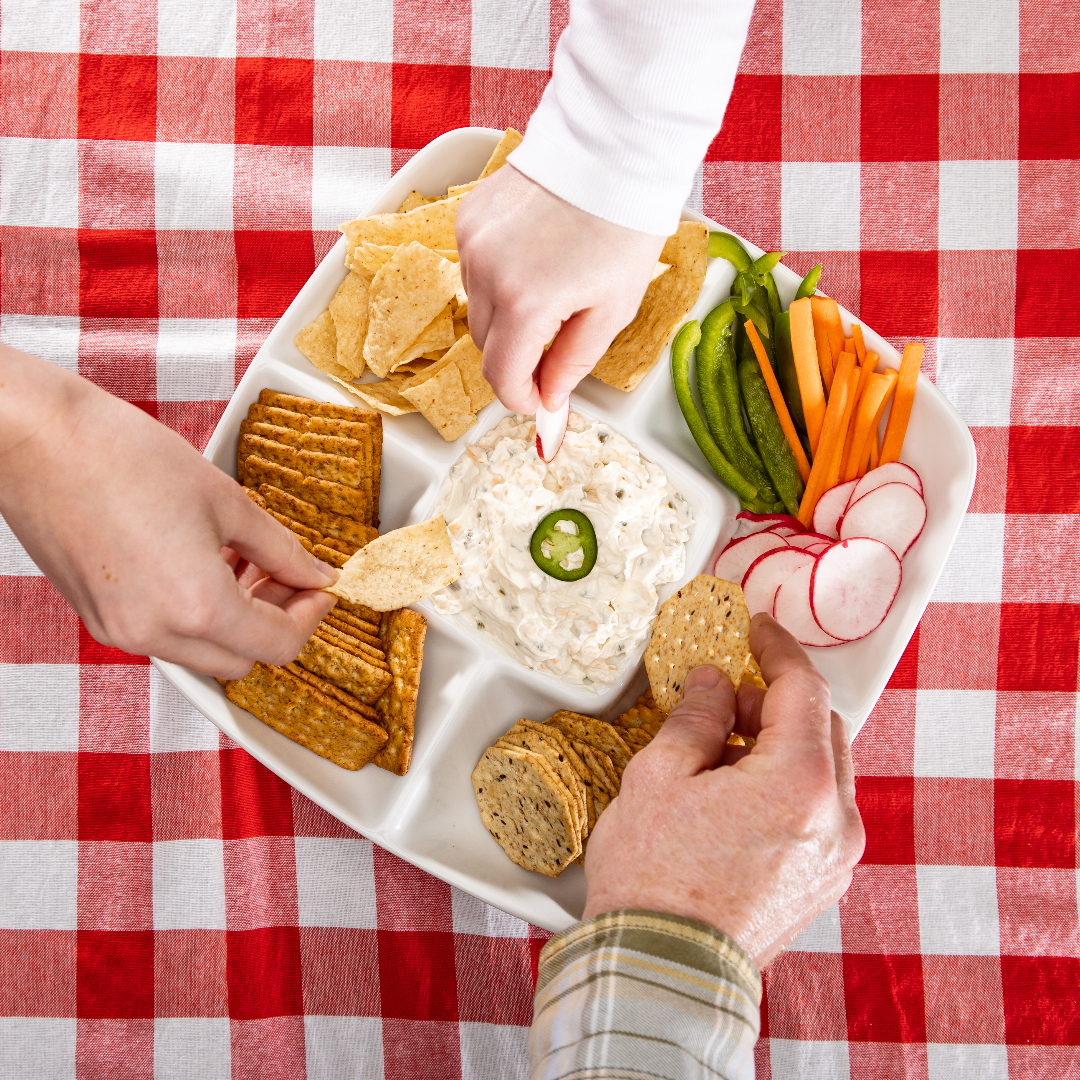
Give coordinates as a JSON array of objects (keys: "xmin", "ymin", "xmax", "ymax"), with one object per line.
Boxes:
[{"xmin": 154, "ymin": 127, "xmax": 977, "ymax": 932}]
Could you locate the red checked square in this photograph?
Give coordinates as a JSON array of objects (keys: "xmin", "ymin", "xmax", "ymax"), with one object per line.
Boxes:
[
  {"xmin": 941, "ymin": 74, "xmax": 1019, "ymax": 161},
  {"xmin": 854, "ymin": 776, "xmax": 915, "ymax": 864},
  {"xmin": 861, "ymin": 75, "xmax": 939, "ymax": 162},
  {"xmin": 738, "ymin": 0, "xmax": 782, "ymax": 74},
  {"xmin": 843, "ymin": 953, "xmax": 926, "ymax": 1042},
  {"xmin": 1006, "ymin": 429, "xmax": 1080, "ymax": 515},
  {"xmin": 299, "ymin": 928, "xmax": 380, "ymax": 1015},
  {"xmin": 469, "ymin": 67, "xmax": 549, "ymax": 138},
  {"xmin": 862, "ymin": 0, "xmax": 938, "ymax": 73},
  {"xmin": 997, "ymin": 868, "xmax": 1080, "ymax": 956},
  {"xmin": 0, "ymin": 752, "xmax": 78, "ymax": 840},
  {"xmin": 157, "ymin": 57, "xmax": 235, "ymax": 144},
  {"xmin": 78, "ymin": 54, "xmax": 156, "ymax": 143},
  {"xmin": 917, "ymin": 603, "xmax": 1000, "ymax": 690},
  {"xmin": 77, "ymin": 930, "xmax": 154, "ymax": 1018},
  {"xmin": 235, "ymin": 231, "xmax": 315, "ymax": 320},
  {"xmin": 914, "ymin": 777, "xmax": 996, "ymax": 865},
  {"xmin": 373, "ymin": 847, "xmax": 453, "ymax": 932},
  {"xmin": 1003, "ymin": 517, "xmax": 1080, "ymax": 604},
  {"xmin": 292, "ymin": 793, "xmax": 363, "ymax": 839},
  {"xmin": 888, "ymin": 626, "xmax": 920, "ymax": 689},
  {"xmin": 234, "ymin": 145, "xmax": 313, "ymax": 231},
  {"xmin": 79, "ymin": 231, "xmax": 158, "ymax": 320},
  {"xmin": 223, "ymin": 837, "xmax": 300, "ymax": 930},
  {"xmin": 839, "ymin": 865, "xmax": 921, "ymax": 954},
  {"xmin": 237, "ymin": 0, "xmax": 314, "ymax": 58},
  {"xmin": 702, "ymin": 162, "xmax": 781, "ymax": 252},
  {"xmin": 78, "ymin": 140, "xmax": 155, "ymax": 230},
  {"xmin": 860, "ymin": 162, "xmax": 938, "ymax": 251},
  {"xmin": 230, "ymin": 1016, "xmax": 307, "ymax": 1078},
  {"xmin": 1002, "ymin": 958, "xmax": 1080, "ymax": 1044},
  {"xmin": 77, "ymin": 318, "xmax": 157, "ymax": 406},
  {"xmin": 378, "ymin": 930, "xmax": 459, "ymax": 1022},
  {"xmin": 995, "ymin": 779, "xmax": 1076, "ymax": 868},
  {"xmin": 997, "ymin": 602, "xmax": 1080, "ymax": 691},
  {"xmin": 455, "ymin": 936, "xmax": 536, "ymax": 1026},
  {"xmin": 79, "ymin": 667, "xmax": 150, "ymax": 754},
  {"xmin": 314, "ymin": 60, "xmax": 391, "ymax": 147},
  {"xmin": 75, "ymin": 1019, "xmax": 154, "ymax": 1079},
  {"xmin": 77, "ymin": 841, "xmax": 153, "ymax": 932},
  {"xmin": 235, "ymin": 58, "xmax": 313, "ymax": 146},
  {"xmin": 78, "ymin": 753, "xmax": 152, "ymax": 843},
  {"xmin": 922, "ymin": 955, "xmax": 1005, "ymax": 1043},
  {"xmin": 1010, "ymin": 338, "xmax": 1080, "ymax": 426},
  {"xmin": 220, "ymin": 747, "xmax": 295, "ymax": 839},
  {"xmin": 707, "ymin": 75, "xmax": 782, "ymax": 162},
  {"xmin": 151, "ymin": 751, "xmax": 223, "ymax": 841},
  {"xmin": 79, "ymin": 619, "xmax": 154, "ymax": 664},
  {"xmin": 765, "ymin": 953, "xmax": 847, "ymax": 1040},
  {"xmin": 158, "ymin": 231, "xmax": 237, "ymax": 320},
  {"xmin": 848, "ymin": 1044, "xmax": 930, "ymax": 1078},
  {"xmin": 0, "ymin": 929, "xmax": 77, "ymax": 1016},
  {"xmin": 391, "ymin": 63, "xmax": 470, "ymax": 150},
  {"xmin": 226, "ymin": 927, "xmax": 304, "ymax": 1020},
  {"xmin": 155, "ymin": 929, "xmax": 228, "ymax": 1017},
  {"xmin": 782, "ymin": 76, "xmax": 860, "ymax": 162},
  {"xmin": 1020, "ymin": 0, "xmax": 1080, "ymax": 72},
  {"xmin": 938, "ymin": 250, "xmax": 1016, "ymax": 339},
  {"xmin": 0, "ymin": 576, "xmax": 79, "ymax": 663},
  {"xmin": 1019, "ymin": 74, "xmax": 1080, "ymax": 160},
  {"xmin": 852, "ymin": 690, "xmax": 915, "ymax": 776},
  {"xmin": 1, "ymin": 226, "xmax": 81, "ymax": 316},
  {"xmin": 860, "ymin": 251, "xmax": 937, "ymax": 338},
  {"xmin": 968, "ymin": 429, "xmax": 1008, "ymax": 514},
  {"xmin": 158, "ymin": 402, "xmax": 228, "ymax": 452},
  {"xmin": 2, "ymin": 51, "xmax": 78, "ymax": 138},
  {"xmin": 1015, "ymin": 249, "xmax": 1080, "ymax": 337},
  {"xmin": 382, "ymin": 1018, "xmax": 462, "ymax": 1080}
]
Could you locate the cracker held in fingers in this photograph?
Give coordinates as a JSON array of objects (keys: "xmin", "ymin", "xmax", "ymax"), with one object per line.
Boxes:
[{"xmin": 372, "ymin": 607, "xmax": 426, "ymax": 776}]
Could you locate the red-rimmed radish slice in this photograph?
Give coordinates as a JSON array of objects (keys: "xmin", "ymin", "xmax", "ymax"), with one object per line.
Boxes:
[
  {"xmin": 534, "ymin": 399, "xmax": 569, "ymax": 463},
  {"xmin": 786, "ymin": 532, "xmax": 833, "ymax": 550},
  {"xmin": 809, "ymin": 537, "xmax": 901, "ymax": 641},
  {"xmin": 765, "ymin": 524, "xmax": 804, "ymax": 537},
  {"xmin": 735, "ymin": 511, "xmax": 805, "ymax": 538},
  {"xmin": 840, "ymin": 482, "xmax": 926, "ymax": 558},
  {"xmin": 742, "ymin": 548, "xmax": 816, "ymax": 617},
  {"xmin": 849, "ymin": 461, "xmax": 923, "ymax": 505},
  {"xmin": 813, "ymin": 479, "xmax": 858, "ymax": 539},
  {"xmin": 714, "ymin": 532, "xmax": 789, "ymax": 584},
  {"xmin": 773, "ymin": 563, "xmax": 845, "ymax": 647}
]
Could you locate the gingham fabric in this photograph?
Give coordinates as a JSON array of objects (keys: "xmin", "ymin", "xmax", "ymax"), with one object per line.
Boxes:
[{"xmin": 0, "ymin": 0, "xmax": 1076, "ymax": 1077}]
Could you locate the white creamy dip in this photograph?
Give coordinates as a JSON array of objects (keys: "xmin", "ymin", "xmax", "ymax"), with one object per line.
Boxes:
[{"xmin": 429, "ymin": 413, "xmax": 693, "ymax": 689}]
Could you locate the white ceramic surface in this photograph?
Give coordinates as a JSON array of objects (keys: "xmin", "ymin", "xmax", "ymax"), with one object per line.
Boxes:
[{"xmin": 153, "ymin": 127, "xmax": 976, "ymax": 932}]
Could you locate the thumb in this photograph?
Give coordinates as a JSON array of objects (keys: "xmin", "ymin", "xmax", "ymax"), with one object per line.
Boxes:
[
  {"xmin": 642, "ymin": 666, "xmax": 737, "ymax": 776},
  {"xmin": 536, "ymin": 306, "xmax": 627, "ymax": 409}
]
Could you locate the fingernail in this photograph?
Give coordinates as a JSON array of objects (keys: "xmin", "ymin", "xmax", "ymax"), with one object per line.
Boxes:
[
  {"xmin": 684, "ymin": 665, "xmax": 721, "ymax": 694},
  {"xmin": 315, "ymin": 559, "xmax": 340, "ymax": 583}
]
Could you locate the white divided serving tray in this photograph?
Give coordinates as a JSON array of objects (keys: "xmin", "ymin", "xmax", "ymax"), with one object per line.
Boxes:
[{"xmin": 154, "ymin": 127, "xmax": 976, "ymax": 932}]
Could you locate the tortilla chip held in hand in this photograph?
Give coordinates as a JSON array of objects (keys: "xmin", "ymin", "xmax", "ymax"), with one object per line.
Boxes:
[{"xmin": 327, "ymin": 515, "xmax": 460, "ymax": 611}]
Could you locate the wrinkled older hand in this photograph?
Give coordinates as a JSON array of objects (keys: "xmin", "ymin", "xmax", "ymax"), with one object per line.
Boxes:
[
  {"xmin": 455, "ymin": 164, "xmax": 665, "ymax": 414},
  {"xmin": 583, "ymin": 614, "xmax": 865, "ymax": 969},
  {"xmin": 0, "ymin": 344, "xmax": 338, "ymax": 678}
]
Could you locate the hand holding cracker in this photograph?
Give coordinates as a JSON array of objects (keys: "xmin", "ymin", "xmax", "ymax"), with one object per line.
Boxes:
[{"xmin": 582, "ymin": 614, "xmax": 865, "ymax": 971}]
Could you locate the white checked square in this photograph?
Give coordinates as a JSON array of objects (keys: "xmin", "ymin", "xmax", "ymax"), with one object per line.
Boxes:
[
  {"xmin": 0, "ymin": 664, "xmax": 80, "ymax": 751},
  {"xmin": 940, "ymin": 0, "xmax": 1018, "ymax": 73},
  {"xmin": 149, "ymin": 666, "xmax": 222, "ymax": 752},
  {"xmin": 314, "ymin": 0, "xmax": 393, "ymax": 62},
  {"xmin": 935, "ymin": 339, "xmax": 1014, "ymax": 427},
  {"xmin": 451, "ymin": 886, "xmax": 530, "ymax": 938},
  {"xmin": 305, "ymin": 1016, "xmax": 384, "ymax": 1080},
  {"xmin": 312, "ymin": 147, "xmax": 391, "ymax": 231},
  {"xmin": 0, "ymin": 1019, "xmax": 76, "ymax": 1080},
  {"xmin": 0, "ymin": 138, "xmax": 79, "ymax": 229},
  {"xmin": 787, "ymin": 902, "xmax": 843, "ymax": 952},
  {"xmin": 156, "ymin": 318, "xmax": 238, "ymax": 401},
  {"xmin": 918, "ymin": 866, "xmax": 1000, "ymax": 954},
  {"xmin": 928, "ymin": 1043, "xmax": 1009, "ymax": 1080},
  {"xmin": 939, "ymin": 161, "xmax": 1018, "ymax": 250},
  {"xmin": 294, "ymin": 837, "xmax": 378, "ymax": 928},
  {"xmin": 0, "ymin": 315, "xmax": 80, "ymax": 374},
  {"xmin": 471, "ymin": 0, "xmax": 549, "ymax": 69},
  {"xmin": 155, "ymin": 143, "xmax": 234, "ymax": 232},
  {"xmin": 0, "ymin": 517, "xmax": 42, "ymax": 576},
  {"xmin": 459, "ymin": 1022, "xmax": 530, "ymax": 1080},
  {"xmin": 154, "ymin": 1018, "xmax": 232, "ymax": 1080},
  {"xmin": 781, "ymin": 163, "xmax": 860, "ymax": 251},
  {"xmin": 0, "ymin": 841, "xmax": 78, "ymax": 929},
  {"xmin": 152, "ymin": 839, "xmax": 227, "ymax": 929},
  {"xmin": 770, "ymin": 1040, "xmax": 850, "ymax": 1080},
  {"xmin": 158, "ymin": 0, "xmax": 237, "ymax": 57},
  {"xmin": 915, "ymin": 690, "xmax": 997, "ymax": 778},
  {"xmin": 931, "ymin": 514, "xmax": 1005, "ymax": 604},
  {"xmin": 783, "ymin": 0, "xmax": 860, "ymax": 74},
  {"xmin": 1, "ymin": 0, "xmax": 79, "ymax": 51}
]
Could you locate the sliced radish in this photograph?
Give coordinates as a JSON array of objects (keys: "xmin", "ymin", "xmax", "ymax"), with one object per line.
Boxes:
[
  {"xmin": 742, "ymin": 548, "xmax": 816, "ymax": 617},
  {"xmin": 764, "ymin": 524, "xmax": 804, "ymax": 537},
  {"xmin": 810, "ymin": 538, "xmax": 901, "ymax": 641},
  {"xmin": 534, "ymin": 399, "xmax": 569, "ymax": 463},
  {"xmin": 714, "ymin": 532, "xmax": 789, "ymax": 584},
  {"xmin": 813, "ymin": 479, "xmax": 859, "ymax": 539},
  {"xmin": 773, "ymin": 563, "xmax": 845, "ymax": 647},
  {"xmin": 840, "ymin": 482, "xmax": 926, "ymax": 558},
  {"xmin": 849, "ymin": 462, "xmax": 923, "ymax": 506},
  {"xmin": 735, "ymin": 511, "xmax": 804, "ymax": 538},
  {"xmin": 786, "ymin": 532, "xmax": 834, "ymax": 550}
]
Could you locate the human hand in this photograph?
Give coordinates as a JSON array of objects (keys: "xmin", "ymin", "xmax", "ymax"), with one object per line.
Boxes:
[
  {"xmin": 0, "ymin": 345, "xmax": 338, "ymax": 678},
  {"xmin": 455, "ymin": 165, "xmax": 666, "ymax": 413},
  {"xmin": 582, "ymin": 614, "xmax": 865, "ymax": 970}
]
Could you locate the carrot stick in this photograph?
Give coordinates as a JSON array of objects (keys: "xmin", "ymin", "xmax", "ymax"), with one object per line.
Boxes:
[
  {"xmin": 797, "ymin": 350, "xmax": 857, "ymax": 527},
  {"xmin": 827, "ymin": 365, "xmax": 861, "ymax": 490},
  {"xmin": 839, "ymin": 348, "xmax": 880, "ymax": 481},
  {"xmin": 868, "ymin": 430, "xmax": 880, "ymax": 471},
  {"xmin": 879, "ymin": 343, "xmax": 924, "ymax": 464},
  {"xmin": 788, "ymin": 298, "xmax": 826, "ymax": 457},
  {"xmin": 744, "ymin": 321, "xmax": 812, "ymax": 483},
  {"xmin": 810, "ymin": 297, "xmax": 835, "ymax": 396},
  {"xmin": 844, "ymin": 368, "xmax": 896, "ymax": 483},
  {"xmin": 844, "ymin": 338, "xmax": 857, "ymax": 354},
  {"xmin": 851, "ymin": 323, "xmax": 867, "ymax": 365}
]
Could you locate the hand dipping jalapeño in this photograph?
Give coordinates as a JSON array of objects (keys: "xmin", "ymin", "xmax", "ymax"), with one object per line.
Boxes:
[{"xmin": 530, "ymin": 509, "xmax": 598, "ymax": 582}]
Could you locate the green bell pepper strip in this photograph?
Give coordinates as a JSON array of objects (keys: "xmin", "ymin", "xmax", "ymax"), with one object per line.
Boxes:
[
  {"xmin": 760, "ymin": 270, "xmax": 782, "ymax": 322},
  {"xmin": 707, "ymin": 231, "xmax": 752, "ymax": 270},
  {"xmin": 530, "ymin": 509, "xmax": 598, "ymax": 582},
  {"xmin": 738, "ymin": 357, "xmax": 805, "ymax": 518},
  {"xmin": 670, "ymin": 321, "xmax": 760, "ymax": 506},
  {"xmin": 773, "ymin": 310, "xmax": 806, "ymax": 434},
  {"xmin": 794, "ymin": 263, "xmax": 822, "ymax": 301},
  {"xmin": 751, "ymin": 251, "xmax": 785, "ymax": 275}
]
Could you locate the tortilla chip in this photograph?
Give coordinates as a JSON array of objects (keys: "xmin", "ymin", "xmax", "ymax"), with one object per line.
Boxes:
[
  {"xmin": 398, "ymin": 190, "xmax": 434, "ymax": 213},
  {"xmin": 372, "ymin": 607, "xmax": 427, "ymax": 776},
  {"xmin": 644, "ymin": 575, "xmax": 753, "ymax": 714},
  {"xmin": 340, "ymin": 194, "xmax": 465, "ymax": 265},
  {"xmin": 591, "ymin": 220, "xmax": 708, "ymax": 392},
  {"xmin": 443, "ymin": 334, "xmax": 494, "ymax": 410},
  {"xmin": 389, "ymin": 303, "xmax": 455, "ymax": 372},
  {"xmin": 328, "ymin": 515, "xmax": 460, "ymax": 611},
  {"xmin": 295, "ymin": 309, "xmax": 356, "ymax": 380},
  {"xmin": 295, "ymin": 635, "xmax": 392, "ymax": 704},
  {"xmin": 329, "ymin": 271, "xmax": 370, "ymax": 377},
  {"xmin": 478, "ymin": 128, "xmax": 523, "ymax": 179},
  {"xmin": 334, "ymin": 376, "xmax": 419, "ymax": 416},
  {"xmin": 400, "ymin": 362, "xmax": 476, "ymax": 442}
]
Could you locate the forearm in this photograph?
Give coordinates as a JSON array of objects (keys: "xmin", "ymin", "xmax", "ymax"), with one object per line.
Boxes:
[{"xmin": 529, "ymin": 910, "xmax": 761, "ymax": 1080}]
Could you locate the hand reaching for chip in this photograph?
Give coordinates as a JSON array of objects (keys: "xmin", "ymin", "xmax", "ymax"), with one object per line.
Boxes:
[
  {"xmin": 0, "ymin": 345, "xmax": 339, "ymax": 678},
  {"xmin": 582, "ymin": 614, "xmax": 865, "ymax": 970},
  {"xmin": 456, "ymin": 165, "xmax": 666, "ymax": 413}
]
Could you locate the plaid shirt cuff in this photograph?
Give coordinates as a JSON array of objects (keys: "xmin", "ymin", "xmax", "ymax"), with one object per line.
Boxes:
[{"xmin": 529, "ymin": 910, "xmax": 761, "ymax": 1080}]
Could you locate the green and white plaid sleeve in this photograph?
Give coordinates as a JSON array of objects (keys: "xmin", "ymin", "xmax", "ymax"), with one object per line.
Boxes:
[{"xmin": 529, "ymin": 910, "xmax": 761, "ymax": 1080}]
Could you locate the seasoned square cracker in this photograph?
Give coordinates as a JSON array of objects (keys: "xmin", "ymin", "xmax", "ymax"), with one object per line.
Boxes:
[{"xmin": 295, "ymin": 635, "xmax": 391, "ymax": 704}]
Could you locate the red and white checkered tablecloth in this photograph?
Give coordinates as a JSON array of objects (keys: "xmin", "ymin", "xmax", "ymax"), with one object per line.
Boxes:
[{"xmin": 1, "ymin": 0, "xmax": 1077, "ymax": 1076}]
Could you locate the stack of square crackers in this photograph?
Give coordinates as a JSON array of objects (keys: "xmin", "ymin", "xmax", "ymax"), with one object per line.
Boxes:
[{"xmin": 225, "ymin": 389, "xmax": 425, "ymax": 776}]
